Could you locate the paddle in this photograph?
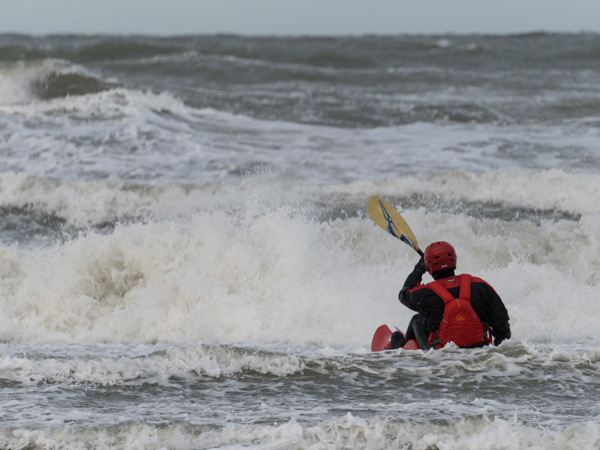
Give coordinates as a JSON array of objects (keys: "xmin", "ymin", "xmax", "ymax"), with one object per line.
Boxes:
[{"xmin": 367, "ymin": 195, "xmax": 423, "ymax": 256}]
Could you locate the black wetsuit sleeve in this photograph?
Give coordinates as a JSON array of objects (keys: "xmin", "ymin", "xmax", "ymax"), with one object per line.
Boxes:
[
  {"xmin": 398, "ymin": 257, "xmax": 427, "ymax": 311},
  {"xmin": 492, "ymin": 322, "xmax": 511, "ymax": 346},
  {"xmin": 486, "ymin": 288, "xmax": 511, "ymax": 346},
  {"xmin": 471, "ymin": 281, "xmax": 511, "ymax": 346}
]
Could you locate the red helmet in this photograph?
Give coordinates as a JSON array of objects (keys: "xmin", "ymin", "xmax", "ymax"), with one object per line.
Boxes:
[{"xmin": 424, "ymin": 241, "xmax": 457, "ymax": 275}]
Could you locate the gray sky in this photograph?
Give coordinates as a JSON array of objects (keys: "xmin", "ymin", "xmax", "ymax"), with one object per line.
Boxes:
[{"xmin": 2, "ymin": 0, "xmax": 599, "ymax": 36}]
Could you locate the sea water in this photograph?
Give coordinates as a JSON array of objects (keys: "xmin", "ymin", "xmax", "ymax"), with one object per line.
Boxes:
[{"xmin": 0, "ymin": 33, "xmax": 599, "ymax": 449}]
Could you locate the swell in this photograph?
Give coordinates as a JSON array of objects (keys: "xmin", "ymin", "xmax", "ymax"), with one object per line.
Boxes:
[
  {"xmin": 0, "ymin": 59, "xmax": 116, "ymax": 103},
  {"xmin": 3, "ymin": 33, "xmax": 600, "ymax": 126},
  {"xmin": 31, "ymin": 69, "xmax": 115, "ymax": 99}
]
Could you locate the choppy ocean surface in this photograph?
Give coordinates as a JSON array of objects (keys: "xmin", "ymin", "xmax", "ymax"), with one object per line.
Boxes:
[{"xmin": 1, "ymin": 32, "xmax": 600, "ymax": 449}]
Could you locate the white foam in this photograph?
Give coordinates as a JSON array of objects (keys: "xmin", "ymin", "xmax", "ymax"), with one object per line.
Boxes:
[
  {"xmin": 4, "ymin": 413, "xmax": 597, "ymax": 450},
  {"xmin": 1, "ymin": 84, "xmax": 599, "ymax": 185},
  {"xmin": 343, "ymin": 169, "xmax": 600, "ymax": 215},
  {"xmin": 0, "ymin": 61, "xmax": 42, "ymax": 104},
  {"xmin": 0, "ymin": 186, "xmax": 598, "ymax": 348}
]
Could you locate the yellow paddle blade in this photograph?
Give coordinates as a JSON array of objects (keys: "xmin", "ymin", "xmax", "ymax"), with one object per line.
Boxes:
[{"xmin": 367, "ymin": 195, "xmax": 421, "ymax": 254}]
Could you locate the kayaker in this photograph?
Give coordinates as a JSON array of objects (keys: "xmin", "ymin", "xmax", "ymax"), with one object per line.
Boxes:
[{"xmin": 391, "ymin": 241, "xmax": 511, "ymax": 350}]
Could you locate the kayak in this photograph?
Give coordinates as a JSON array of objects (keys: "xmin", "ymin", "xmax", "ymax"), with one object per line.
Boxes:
[{"xmin": 371, "ymin": 324, "xmax": 421, "ymax": 351}]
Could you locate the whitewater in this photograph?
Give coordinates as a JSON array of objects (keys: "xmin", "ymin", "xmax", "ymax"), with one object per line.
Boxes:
[{"xmin": 0, "ymin": 32, "xmax": 599, "ymax": 449}]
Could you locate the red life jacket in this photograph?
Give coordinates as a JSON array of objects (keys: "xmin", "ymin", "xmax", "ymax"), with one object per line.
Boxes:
[{"xmin": 427, "ymin": 274, "xmax": 493, "ymax": 349}]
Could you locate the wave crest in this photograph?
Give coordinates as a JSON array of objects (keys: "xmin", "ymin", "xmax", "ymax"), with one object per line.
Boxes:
[{"xmin": 0, "ymin": 59, "xmax": 114, "ymax": 104}]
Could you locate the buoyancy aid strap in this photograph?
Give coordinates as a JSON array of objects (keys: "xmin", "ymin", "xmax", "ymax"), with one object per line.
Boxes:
[
  {"xmin": 427, "ymin": 279, "xmax": 458, "ymax": 304},
  {"xmin": 428, "ymin": 274, "xmax": 472, "ymax": 304},
  {"xmin": 458, "ymin": 274, "xmax": 472, "ymax": 301}
]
